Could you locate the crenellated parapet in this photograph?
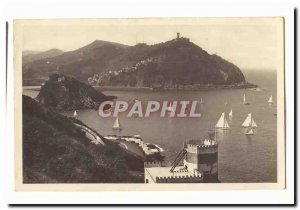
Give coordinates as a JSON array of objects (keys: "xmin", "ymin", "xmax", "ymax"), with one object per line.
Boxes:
[
  {"xmin": 186, "ymin": 143, "xmax": 218, "ymax": 154},
  {"xmin": 144, "ymin": 161, "xmax": 170, "ymax": 168},
  {"xmin": 156, "ymin": 174, "xmax": 203, "ymax": 183},
  {"xmin": 145, "ymin": 138, "xmax": 219, "ymax": 183}
]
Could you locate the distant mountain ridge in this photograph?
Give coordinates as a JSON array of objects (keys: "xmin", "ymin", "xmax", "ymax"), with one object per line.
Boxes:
[
  {"xmin": 23, "ymin": 50, "xmax": 41, "ymax": 56},
  {"xmin": 23, "ymin": 36, "xmax": 247, "ymax": 87},
  {"xmin": 23, "ymin": 48, "xmax": 64, "ymax": 64}
]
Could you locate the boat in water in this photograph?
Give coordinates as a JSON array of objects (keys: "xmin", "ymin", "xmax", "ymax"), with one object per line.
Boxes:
[
  {"xmin": 73, "ymin": 110, "xmax": 77, "ymax": 117},
  {"xmin": 245, "ymin": 128, "xmax": 254, "ymax": 135},
  {"xmin": 268, "ymin": 95, "xmax": 273, "ymax": 105},
  {"xmin": 215, "ymin": 112, "xmax": 230, "ymax": 130},
  {"xmin": 113, "ymin": 117, "xmax": 122, "ymax": 130},
  {"xmin": 228, "ymin": 109, "xmax": 233, "ymax": 120},
  {"xmin": 243, "ymin": 94, "xmax": 250, "ymax": 105},
  {"xmin": 242, "ymin": 113, "xmax": 257, "ymax": 128}
]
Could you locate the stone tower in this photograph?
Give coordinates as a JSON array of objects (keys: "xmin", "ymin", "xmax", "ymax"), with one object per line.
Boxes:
[{"xmin": 184, "ymin": 139, "xmax": 218, "ymax": 182}]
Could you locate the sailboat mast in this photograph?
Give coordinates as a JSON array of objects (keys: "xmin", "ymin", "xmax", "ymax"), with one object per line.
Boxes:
[{"xmin": 214, "ymin": 126, "xmax": 217, "ymax": 142}]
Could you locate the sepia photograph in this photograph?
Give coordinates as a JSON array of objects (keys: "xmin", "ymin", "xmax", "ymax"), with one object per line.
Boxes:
[{"xmin": 14, "ymin": 18, "xmax": 285, "ymax": 190}]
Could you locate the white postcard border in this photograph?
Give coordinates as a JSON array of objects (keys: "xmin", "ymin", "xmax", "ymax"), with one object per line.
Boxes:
[{"xmin": 3, "ymin": 0, "xmax": 295, "ymax": 205}]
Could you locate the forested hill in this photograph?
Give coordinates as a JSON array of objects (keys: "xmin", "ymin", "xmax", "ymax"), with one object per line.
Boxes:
[{"xmin": 23, "ymin": 37, "xmax": 246, "ymax": 87}]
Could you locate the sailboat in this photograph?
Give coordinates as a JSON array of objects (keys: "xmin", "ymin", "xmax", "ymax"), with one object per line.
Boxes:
[
  {"xmin": 243, "ymin": 94, "xmax": 250, "ymax": 105},
  {"xmin": 245, "ymin": 128, "xmax": 254, "ymax": 135},
  {"xmin": 228, "ymin": 109, "xmax": 233, "ymax": 119},
  {"xmin": 73, "ymin": 110, "xmax": 77, "ymax": 117},
  {"xmin": 200, "ymin": 98, "xmax": 203, "ymax": 104},
  {"xmin": 242, "ymin": 113, "xmax": 257, "ymax": 128},
  {"xmin": 268, "ymin": 95, "xmax": 273, "ymax": 105},
  {"xmin": 113, "ymin": 117, "xmax": 122, "ymax": 130},
  {"xmin": 215, "ymin": 112, "xmax": 230, "ymax": 130}
]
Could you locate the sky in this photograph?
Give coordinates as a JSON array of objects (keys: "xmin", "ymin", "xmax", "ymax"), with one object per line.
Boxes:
[{"xmin": 22, "ymin": 18, "xmax": 284, "ymax": 70}]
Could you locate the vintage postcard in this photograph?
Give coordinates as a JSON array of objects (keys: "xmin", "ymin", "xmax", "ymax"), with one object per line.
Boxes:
[{"xmin": 14, "ymin": 18, "xmax": 285, "ymax": 191}]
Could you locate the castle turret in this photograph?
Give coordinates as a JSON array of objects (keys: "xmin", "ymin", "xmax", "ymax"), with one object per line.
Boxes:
[
  {"xmin": 184, "ymin": 139, "xmax": 218, "ymax": 182},
  {"xmin": 144, "ymin": 138, "xmax": 218, "ymax": 183}
]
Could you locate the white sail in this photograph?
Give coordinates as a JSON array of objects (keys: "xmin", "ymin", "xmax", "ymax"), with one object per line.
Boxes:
[
  {"xmin": 200, "ymin": 98, "xmax": 203, "ymax": 104},
  {"xmin": 224, "ymin": 118, "xmax": 230, "ymax": 128},
  {"xmin": 216, "ymin": 113, "xmax": 225, "ymax": 128},
  {"xmin": 216, "ymin": 112, "xmax": 230, "ymax": 129},
  {"xmin": 243, "ymin": 94, "xmax": 246, "ymax": 104},
  {"xmin": 228, "ymin": 109, "xmax": 233, "ymax": 118},
  {"xmin": 268, "ymin": 95, "xmax": 273, "ymax": 103},
  {"xmin": 113, "ymin": 117, "xmax": 121, "ymax": 129},
  {"xmin": 242, "ymin": 113, "xmax": 251, "ymax": 127},
  {"xmin": 73, "ymin": 110, "xmax": 77, "ymax": 117},
  {"xmin": 251, "ymin": 119, "xmax": 257, "ymax": 128},
  {"xmin": 242, "ymin": 113, "xmax": 257, "ymax": 128}
]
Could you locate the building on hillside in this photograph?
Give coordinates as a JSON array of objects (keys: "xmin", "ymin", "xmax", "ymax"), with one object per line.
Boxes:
[
  {"xmin": 175, "ymin": 32, "xmax": 190, "ymax": 42},
  {"xmin": 144, "ymin": 138, "xmax": 218, "ymax": 183}
]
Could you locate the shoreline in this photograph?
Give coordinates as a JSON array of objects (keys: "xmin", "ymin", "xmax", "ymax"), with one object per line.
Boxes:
[
  {"xmin": 96, "ymin": 83, "xmax": 258, "ymax": 92},
  {"xmin": 22, "ymin": 83, "xmax": 258, "ymax": 92}
]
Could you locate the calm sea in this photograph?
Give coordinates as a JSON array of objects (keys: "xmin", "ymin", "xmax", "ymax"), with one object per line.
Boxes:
[{"xmin": 23, "ymin": 70, "xmax": 277, "ymax": 183}]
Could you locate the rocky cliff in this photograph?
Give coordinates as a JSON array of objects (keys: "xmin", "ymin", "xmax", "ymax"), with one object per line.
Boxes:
[
  {"xmin": 36, "ymin": 73, "xmax": 116, "ymax": 111},
  {"xmin": 23, "ymin": 95, "xmax": 144, "ymax": 183}
]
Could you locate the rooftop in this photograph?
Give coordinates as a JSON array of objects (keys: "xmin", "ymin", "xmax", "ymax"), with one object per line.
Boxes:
[{"xmin": 187, "ymin": 139, "xmax": 217, "ymax": 146}]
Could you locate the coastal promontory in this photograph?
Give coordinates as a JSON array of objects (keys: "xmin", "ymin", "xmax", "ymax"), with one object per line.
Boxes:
[
  {"xmin": 36, "ymin": 73, "xmax": 116, "ymax": 111},
  {"xmin": 23, "ymin": 35, "xmax": 253, "ymax": 89}
]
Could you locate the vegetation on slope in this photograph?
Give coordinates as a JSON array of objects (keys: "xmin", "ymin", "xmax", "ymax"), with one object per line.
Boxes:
[
  {"xmin": 23, "ymin": 38, "xmax": 246, "ymax": 87},
  {"xmin": 23, "ymin": 95, "xmax": 144, "ymax": 183},
  {"xmin": 36, "ymin": 73, "xmax": 116, "ymax": 111}
]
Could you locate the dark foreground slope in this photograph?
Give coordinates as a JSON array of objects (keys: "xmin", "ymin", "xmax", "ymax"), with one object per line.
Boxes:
[
  {"xmin": 36, "ymin": 73, "xmax": 116, "ymax": 111},
  {"xmin": 23, "ymin": 95, "xmax": 144, "ymax": 183}
]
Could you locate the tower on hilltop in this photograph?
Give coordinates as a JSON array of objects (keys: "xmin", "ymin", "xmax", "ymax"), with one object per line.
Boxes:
[{"xmin": 175, "ymin": 32, "xmax": 190, "ymax": 42}]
